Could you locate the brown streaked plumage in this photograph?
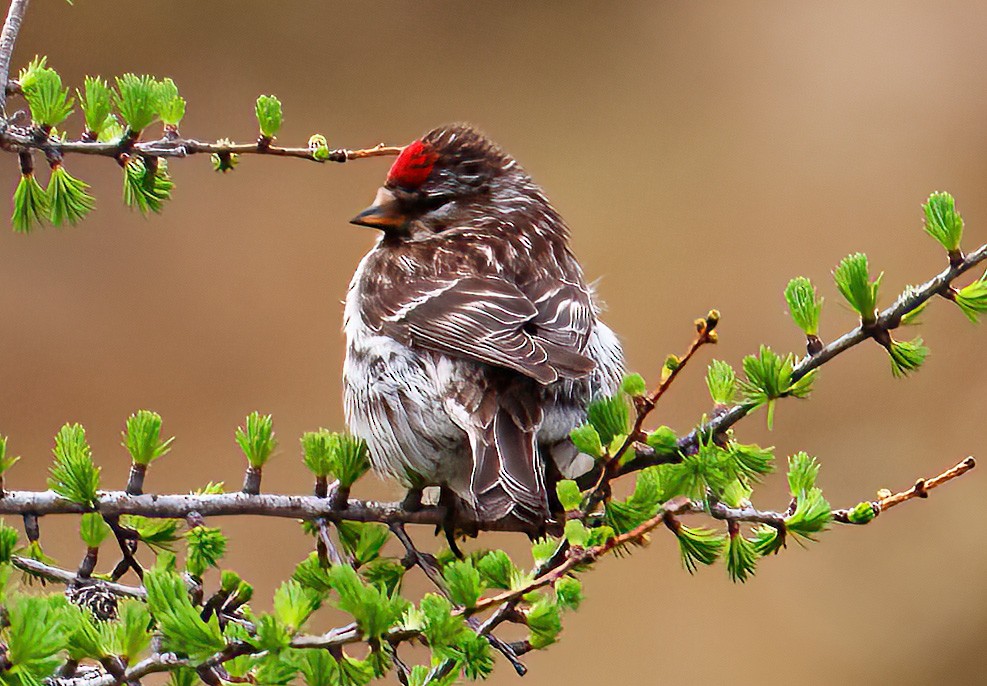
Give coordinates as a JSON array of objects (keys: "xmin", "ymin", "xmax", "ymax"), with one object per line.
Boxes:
[{"xmin": 343, "ymin": 124, "xmax": 624, "ymax": 526}]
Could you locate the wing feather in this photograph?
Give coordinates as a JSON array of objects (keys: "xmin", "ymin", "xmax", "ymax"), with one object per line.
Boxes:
[{"xmin": 373, "ymin": 275, "xmax": 594, "ymax": 384}]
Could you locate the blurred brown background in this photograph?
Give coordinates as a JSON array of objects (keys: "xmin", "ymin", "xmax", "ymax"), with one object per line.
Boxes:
[{"xmin": 1, "ymin": 1, "xmax": 986, "ymax": 683}]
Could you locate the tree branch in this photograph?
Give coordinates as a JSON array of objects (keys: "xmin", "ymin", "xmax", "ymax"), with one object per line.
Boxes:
[{"xmin": 621, "ymin": 242, "xmax": 987, "ymax": 474}]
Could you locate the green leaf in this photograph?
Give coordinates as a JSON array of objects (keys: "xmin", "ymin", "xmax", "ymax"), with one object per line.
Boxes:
[
  {"xmin": 675, "ymin": 525, "xmax": 727, "ymax": 573},
  {"xmin": 294, "ymin": 649, "xmax": 340, "ymax": 686},
  {"xmin": 659, "ymin": 441, "xmax": 735, "ymax": 500},
  {"xmin": 923, "ymin": 191, "xmax": 963, "ymax": 253},
  {"xmin": 720, "ymin": 478, "xmax": 752, "ymax": 509},
  {"xmin": 48, "ymin": 164, "xmax": 95, "ymax": 226},
  {"xmin": 887, "ymin": 336, "xmax": 929, "ymax": 378},
  {"xmin": 847, "ymin": 501, "xmax": 878, "ymax": 524},
  {"xmin": 254, "ymin": 651, "xmax": 298, "ymax": 686},
  {"xmin": 451, "ymin": 631, "xmax": 494, "ymax": 679},
  {"xmin": 155, "ymin": 78, "xmax": 186, "ymax": 126},
  {"xmin": 526, "ymin": 596, "xmax": 562, "ymax": 649},
  {"xmin": 0, "ymin": 434, "xmax": 19, "ymax": 475},
  {"xmin": 335, "ymin": 521, "xmax": 390, "ymax": 566},
  {"xmin": 569, "ymin": 423, "xmax": 603, "ymax": 459},
  {"xmin": 606, "ymin": 467, "xmax": 663, "ymax": 533},
  {"xmin": 554, "ymin": 576, "xmax": 583, "ymax": 611},
  {"xmin": 66, "ymin": 603, "xmax": 106, "ymax": 660},
  {"xmin": 328, "ymin": 564, "xmax": 408, "ymax": 639},
  {"xmin": 49, "ymin": 423, "xmax": 100, "ymax": 506},
  {"xmin": 255, "ymin": 95, "xmax": 283, "ymax": 139},
  {"xmin": 114, "ymin": 74, "xmax": 161, "ymax": 132},
  {"xmin": 555, "ymin": 479, "xmax": 582, "ymax": 511},
  {"xmin": 273, "ymin": 580, "xmax": 321, "ymax": 632},
  {"xmin": 144, "ymin": 566, "xmax": 226, "ymax": 662},
  {"xmin": 751, "ymin": 525, "xmax": 785, "ymax": 556},
  {"xmin": 739, "ymin": 346, "xmax": 816, "ymax": 428},
  {"xmin": 784, "ymin": 276, "xmax": 823, "ymax": 336},
  {"xmin": 122, "ymin": 410, "xmax": 174, "ymax": 465},
  {"xmin": 78, "ymin": 76, "xmax": 114, "ymax": 136},
  {"xmin": 442, "ymin": 559, "xmax": 485, "ymax": 608},
  {"xmin": 361, "ymin": 558, "xmax": 405, "ymax": 595},
  {"xmin": 300, "ymin": 429, "xmax": 335, "ymax": 477},
  {"xmin": 587, "ymin": 395, "xmax": 629, "ymax": 445},
  {"xmin": 254, "ymin": 612, "xmax": 292, "ymax": 652},
  {"xmin": 0, "ymin": 519, "xmax": 20, "ymax": 563},
  {"xmin": 122, "ymin": 155, "xmax": 174, "ymax": 214},
  {"xmin": 954, "ymin": 275, "xmax": 987, "ymax": 323},
  {"xmin": 415, "ymin": 593, "xmax": 469, "ymax": 661},
  {"xmin": 95, "ymin": 115, "xmax": 125, "ymax": 144},
  {"xmin": 292, "ymin": 553, "xmax": 334, "ymax": 595},
  {"xmin": 300, "ymin": 432, "xmax": 370, "ymax": 487},
  {"xmin": 79, "ymin": 512, "xmax": 111, "ymax": 548},
  {"xmin": 185, "ymin": 526, "xmax": 227, "ymax": 578},
  {"xmin": 705, "ymin": 359, "xmax": 737, "ymax": 405},
  {"xmin": 586, "ymin": 524, "xmax": 615, "ymax": 548},
  {"xmin": 19, "ymin": 56, "xmax": 74, "ymax": 127},
  {"xmin": 785, "ymin": 453, "xmax": 830, "ymax": 539},
  {"xmin": 5, "ymin": 594, "xmax": 73, "ymax": 684},
  {"xmin": 619, "ymin": 373, "xmax": 647, "ymax": 397},
  {"xmin": 235, "ymin": 411, "xmax": 277, "ymax": 468},
  {"xmin": 167, "ymin": 667, "xmax": 201, "ymax": 686},
  {"xmin": 328, "ymin": 434, "xmax": 371, "ymax": 488},
  {"xmin": 476, "ymin": 550, "xmax": 516, "ymax": 590},
  {"xmin": 104, "ymin": 599, "xmax": 152, "ymax": 661},
  {"xmin": 120, "ymin": 515, "xmax": 181, "ymax": 551},
  {"xmin": 12, "ymin": 171, "xmax": 49, "ymax": 233},
  {"xmin": 530, "ymin": 537, "xmax": 558, "ymax": 567},
  {"xmin": 785, "ymin": 487, "xmax": 832, "ymax": 540},
  {"xmin": 727, "ymin": 442, "xmax": 775, "ymax": 482},
  {"xmin": 195, "ymin": 481, "xmax": 225, "ymax": 495},
  {"xmin": 563, "ymin": 520, "xmax": 591, "ymax": 547},
  {"xmin": 726, "ymin": 532, "xmax": 757, "ymax": 583},
  {"xmin": 787, "ymin": 452, "xmax": 820, "ymax": 495},
  {"xmin": 644, "ymin": 425, "xmax": 678, "ymax": 456},
  {"xmin": 833, "ymin": 253, "xmax": 882, "ymax": 324}
]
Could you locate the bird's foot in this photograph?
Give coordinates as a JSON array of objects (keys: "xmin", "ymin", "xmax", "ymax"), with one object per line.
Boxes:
[{"xmin": 401, "ymin": 487, "xmax": 424, "ymax": 512}]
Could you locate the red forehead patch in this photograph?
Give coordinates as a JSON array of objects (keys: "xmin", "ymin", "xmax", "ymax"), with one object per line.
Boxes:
[{"xmin": 386, "ymin": 140, "xmax": 438, "ymax": 189}]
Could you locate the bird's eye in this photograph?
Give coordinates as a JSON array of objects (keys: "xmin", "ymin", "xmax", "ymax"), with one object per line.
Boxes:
[{"xmin": 419, "ymin": 192, "xmax": 453, "ymax": 213}]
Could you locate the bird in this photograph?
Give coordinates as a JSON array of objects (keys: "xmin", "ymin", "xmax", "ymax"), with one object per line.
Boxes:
[{"xmin": 342, "ymin": 123, "xmax": 624, "ymax": 531}]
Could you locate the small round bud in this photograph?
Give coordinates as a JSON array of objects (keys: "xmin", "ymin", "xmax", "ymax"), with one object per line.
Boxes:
[{"xmin": 309, "ymin": 134, "xmax": 330, "ymax": 161}]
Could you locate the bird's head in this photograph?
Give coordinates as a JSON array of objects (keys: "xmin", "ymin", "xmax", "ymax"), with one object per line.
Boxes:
[{"xmin": 350, "ymin": 124, "xmax": 528, "ymax": 237}]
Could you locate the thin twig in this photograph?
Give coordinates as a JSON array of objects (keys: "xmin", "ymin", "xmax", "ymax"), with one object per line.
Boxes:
[
  {"xmin": 0, "ymin": 126, "xmax": 402, "ymax": 164},
  {"xmin": 833, "ymin": 456, "xmax": 977, "ymax": 522},
  {"xmin": 11, "ymin": 555, "xmax": 145, "ymax": 598},
  {"xmin": 0, "ymin": 0, "xmax": 29, "ymax": 115}
]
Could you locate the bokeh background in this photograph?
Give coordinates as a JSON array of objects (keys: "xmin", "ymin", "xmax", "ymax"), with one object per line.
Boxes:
[{"xmin": 1, "ymin": 1, "xmax": 986, "ymax": 683}]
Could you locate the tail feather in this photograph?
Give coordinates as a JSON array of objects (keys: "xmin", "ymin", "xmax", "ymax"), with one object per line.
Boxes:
[{"xmin": 469, "ymin": 398, "xmax": 549, "ymax": 524}]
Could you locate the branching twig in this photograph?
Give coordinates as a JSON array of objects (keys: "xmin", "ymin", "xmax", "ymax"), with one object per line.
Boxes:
[{"xmin": 621, "ymin": 243, "xmax": 987, "ymax": 475}]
